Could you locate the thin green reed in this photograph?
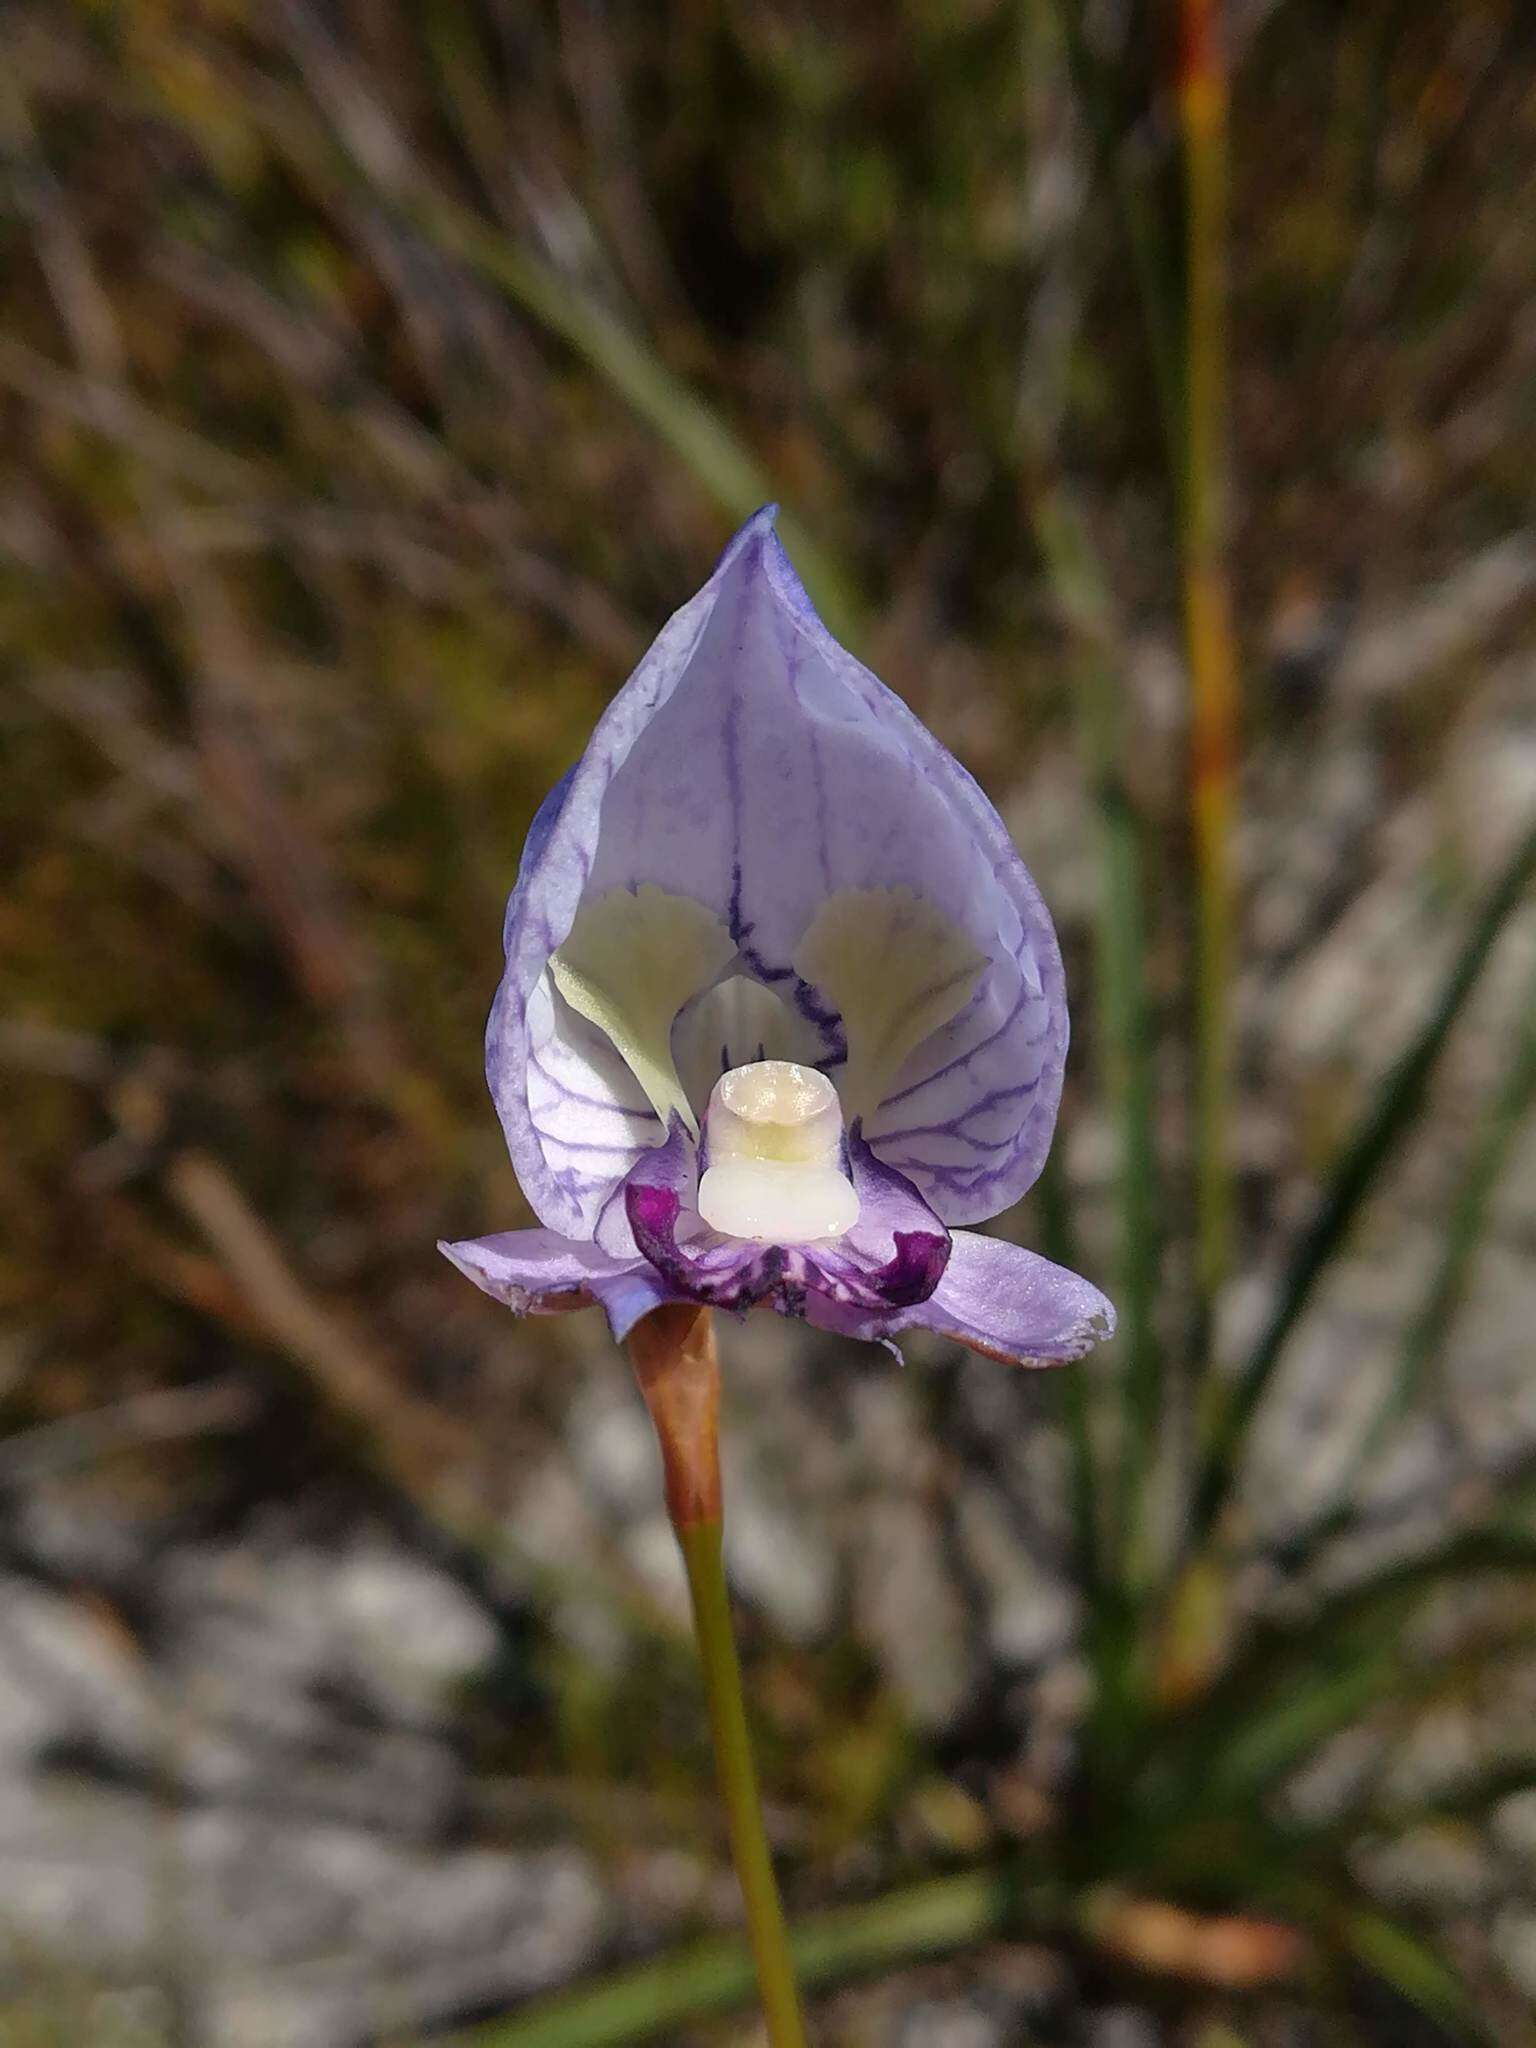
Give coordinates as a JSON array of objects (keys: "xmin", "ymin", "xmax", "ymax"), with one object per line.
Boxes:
[
  {"xmin": 1047, "ymin": 0, "xmax": 1183, "ymax": 478},
  {"xmin": 1266, "ymin": 877, "xmax": 1536, "ymax": 1571},
  {"xmin": 415, "ymin": 185, "xmax": 862, "ymax": 645},
  {"xmin": 1380, "ymin": 938, "xmax": 1536, "ymax": 1446},
  {"xmin": 1192, "ymin": 818, "xmax": 1536, "ymax": 1544},
  {"xmin": 234, "ymin": 51, "xmax": 862, "ymax": 644},
  {"xmin": 1029, "ymin": 494, "xmax": 1160, "ymax": 1617},
  {"xmin": 1178, "ymin": 0, "xmax": 1238, "ymax": 1348},
  {"xmin": 458, "ymin": 1869, "xmax": 1047, "ymax": 2048}
]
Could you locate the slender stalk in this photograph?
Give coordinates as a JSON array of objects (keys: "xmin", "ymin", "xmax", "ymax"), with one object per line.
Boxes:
[
  {"xmin": 626, "ymin": 1307, "xmax": 808, "ymax": 2047},
  {"xmin": 1178, "ymin": 0, "xmax": 1239, "ymax": 1333},
  {"xmin": 678, "ymin": 1519, "xmax": 808, "ymax": 2046}
]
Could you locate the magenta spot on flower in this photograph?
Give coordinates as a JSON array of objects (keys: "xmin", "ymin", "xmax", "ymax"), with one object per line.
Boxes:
[{"xmin": 879, "ymin": 1230, "xmax": 952, "ymax": 1308}]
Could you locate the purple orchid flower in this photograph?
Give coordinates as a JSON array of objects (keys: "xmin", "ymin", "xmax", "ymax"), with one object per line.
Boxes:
[{"xmin": 441, "ymin": 508, "xmax": 1114, "ymax": 1369}]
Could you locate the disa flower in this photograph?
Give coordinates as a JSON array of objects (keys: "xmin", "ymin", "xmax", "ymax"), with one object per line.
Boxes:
[{"xmin": 442, "ymin": 509, "xmax": 1114, "ymax": 1368}]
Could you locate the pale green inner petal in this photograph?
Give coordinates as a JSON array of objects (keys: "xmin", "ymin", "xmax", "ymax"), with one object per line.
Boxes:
[
  {"xmin": 549, "ymin": 885, "xmax": 736, "ymax": 1135},
  {"xmin": 792, "ymin": 886, "xmax": 987, "ymax": 1120},
  {"xmin": 673, "ymin": 974, "xmax": 826, "ymax": 1123}
]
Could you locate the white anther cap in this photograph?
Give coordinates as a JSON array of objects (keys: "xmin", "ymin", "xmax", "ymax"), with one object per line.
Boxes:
[{"xmin": 696, "ymin": 1060, "xmax": 859, "ymax": 1244}]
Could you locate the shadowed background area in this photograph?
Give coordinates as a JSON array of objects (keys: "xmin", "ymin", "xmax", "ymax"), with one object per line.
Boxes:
[{"xmin": 5, "ymin": 3, "xmax": 1536, "ymax": 2044}]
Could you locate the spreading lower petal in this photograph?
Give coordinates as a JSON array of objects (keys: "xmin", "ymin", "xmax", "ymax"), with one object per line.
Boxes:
[
  {"xmin": 439, "ymin": 1229, "xmax": 689, "ymax": 1343},
  {"xmin": 808, "ymin": 1229, "xmax": 1115, "ymax": 1367}
]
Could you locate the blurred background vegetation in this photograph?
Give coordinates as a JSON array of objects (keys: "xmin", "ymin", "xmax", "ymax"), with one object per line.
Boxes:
[{"xmin": 5, "ymin": 1, "xmax": 1536, "ymax": 2043}]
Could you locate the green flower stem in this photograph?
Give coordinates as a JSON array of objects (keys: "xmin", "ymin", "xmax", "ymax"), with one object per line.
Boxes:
[
  {"xmin": 678, "ymin": 1516, "xmax": 809, "ymax": 2048},
  {"xmin": 626, "ymin": 1306, "xmax": 807, "ymax": 2045}
]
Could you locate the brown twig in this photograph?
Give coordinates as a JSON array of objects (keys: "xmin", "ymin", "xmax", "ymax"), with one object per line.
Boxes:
[{"xmin": 164, "ymin": 1149, "xmax": 471, "ymax": 1494}]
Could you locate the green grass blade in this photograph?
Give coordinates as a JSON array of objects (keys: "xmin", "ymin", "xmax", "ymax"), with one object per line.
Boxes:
[
  {"xmin": 1186, "ymin": 1657, "xmax": 1399, "ymax": 1810},
  {"xmin": 1047, "ymin": 0, "xmax": 1183, "ymax": 466},
  {"xmin": 1135, "ymin": 1530, "xmax": 1536, "ymax": 1815},
  {"xmin": 1030, "ymin": 491, "xmax": 1161, "ymax": 1608},
  {"xmin": 1218, "ymin": 1526, "xmax": 1536, "ymax": 1688},
  {"xmin": 1037, "ymin": 1145, "xmax": 1103, "ymax": 1593},
  {"xmin": 1192, "ymin": 818, "xmax": 1536, "ymax": 1541},
  {"xmin": 1343, "ymin": 1908, "xmax": 1493, "ymax": 2046},
  {"xmin": 404, "ymin": 190, "xmax": 862, "ymax": 644},
  {"xmin": 1363, "ymin": 1756, "xmax": 1536, "ymax": 1836},
  {"xmin": 1275, "ymin": 939, "xmax": 1536, "ymax": 1570},
  {"xmin": 229, "ymin": 52, "xmax": 861, "ymax": 639},
  {"xmin": 1096, "ymin": 770, "xmax": 1162, "ymax": 1582},
  {"xmin": 1382, "ymin": 941, "xmax": 1536, "ymax": 1439},
  {"xmin": 445, "ymin": 1869, "xmax": 1037, "ymax": 2048}
]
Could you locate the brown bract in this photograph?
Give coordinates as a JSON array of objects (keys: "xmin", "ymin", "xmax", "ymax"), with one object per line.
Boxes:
[{"xmin": 626, "ymin": 1304, "xmax": 723, "ymax": 1531}]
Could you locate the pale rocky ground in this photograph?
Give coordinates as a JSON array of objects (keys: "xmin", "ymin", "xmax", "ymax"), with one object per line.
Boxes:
[{"xmin": 5, "ymin": 567, "xmax": 1536, "ymax": 2044}]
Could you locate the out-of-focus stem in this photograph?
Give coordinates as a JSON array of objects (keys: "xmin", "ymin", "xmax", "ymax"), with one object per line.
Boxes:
[
  {"xmin": 1179, "ymin": 0, "xmax": 1238, "ymax": 1329},
  {"xmin": 1030, "ymin": 494, "xmax": 1160, "ymax": 1604},
  {"xmin": 626, "ymin": 1307, "xmax": 807, "ymax": 2048}
]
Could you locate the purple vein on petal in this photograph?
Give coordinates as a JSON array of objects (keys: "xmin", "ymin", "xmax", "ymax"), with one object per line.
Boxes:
[
  {"xmin": 875, "ymin": 983, "xmax": 1037, "ymax": 1110},
  {"xmin": 721, "ymin": 570, "xmax": 752, "ymax": 943},
  {"xmin": 877, "ymin": 1074, "xmax": 1044, "ymax": 1149},
  {"xmin": 528, "ymin": 1045, "xmax": 660, "ymax": 1121},
  {"xmin": 773, "ymin": 595, "xmax": 833, "ymax": 896}
]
